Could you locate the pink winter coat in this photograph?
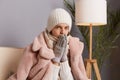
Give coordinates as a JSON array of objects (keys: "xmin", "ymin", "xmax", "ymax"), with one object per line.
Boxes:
[{"xmin": 8, "ymin": 31, "xmax": 88, "ymax": 80}]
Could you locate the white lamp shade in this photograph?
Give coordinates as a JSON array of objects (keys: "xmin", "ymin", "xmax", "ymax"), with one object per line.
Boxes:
[{"xmin": 75, "ymin": 0, "xmax": 107, "ymax": 26}]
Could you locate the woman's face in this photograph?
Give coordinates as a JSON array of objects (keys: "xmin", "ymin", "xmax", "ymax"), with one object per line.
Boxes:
[{"xmin": 51, "ymin": 23, "xmax": 69, "ymax": 38}]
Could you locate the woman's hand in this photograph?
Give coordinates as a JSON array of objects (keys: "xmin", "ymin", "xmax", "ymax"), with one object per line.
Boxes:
[{"xmin": 52, "ymin": 35, "xmax": 67, "ymax": 63}]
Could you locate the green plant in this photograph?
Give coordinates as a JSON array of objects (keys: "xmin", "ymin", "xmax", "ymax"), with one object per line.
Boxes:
[{"xmin": 64, "ymin": 0, "xmax": 120, "ymax": 78}]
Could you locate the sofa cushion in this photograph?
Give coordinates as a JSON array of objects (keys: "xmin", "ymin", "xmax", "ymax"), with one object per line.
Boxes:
[{"xmin": 0, "ymin": 47, "xmax": 24, "ymax": 80}]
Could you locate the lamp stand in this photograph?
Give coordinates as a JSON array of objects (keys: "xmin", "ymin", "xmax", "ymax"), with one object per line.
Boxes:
[{"xmin": 85, "ymin": 24, "xmax": 101, "ymax": 80}]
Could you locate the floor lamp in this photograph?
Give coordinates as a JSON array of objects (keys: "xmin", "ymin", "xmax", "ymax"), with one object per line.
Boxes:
[{"xmin": 75, "ymin": 0, "xmax": 107, "ymax": 80}]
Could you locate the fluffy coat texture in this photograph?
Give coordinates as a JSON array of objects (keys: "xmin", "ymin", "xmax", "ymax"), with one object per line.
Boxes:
[{"xmin": 7, "ymin": 31, "xmax": 88, "ymax": 80}]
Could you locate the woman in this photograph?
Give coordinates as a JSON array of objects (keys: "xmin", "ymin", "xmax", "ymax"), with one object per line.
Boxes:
[{"xmin": 8, "ymin": 8, "xmax": 89, "ymax": 80}]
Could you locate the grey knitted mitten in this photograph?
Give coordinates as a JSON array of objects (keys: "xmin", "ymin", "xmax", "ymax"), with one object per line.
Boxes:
[
  {"xmin": 60, "ymin": 35, "xmax": 68, "ymax": 62},
  {"xmin": 52, "ymin": 35, "xmax": 67, "ymax": 63}
]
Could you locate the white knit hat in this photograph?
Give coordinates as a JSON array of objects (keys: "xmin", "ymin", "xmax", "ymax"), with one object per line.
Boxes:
[{"xmin": 46, "ymin": 8, "xmax": 72, "ymax": 32}]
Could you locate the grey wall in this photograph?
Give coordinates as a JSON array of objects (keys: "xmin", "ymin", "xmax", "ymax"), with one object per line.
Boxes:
[
  {"xmin": 109, "ymin": 6, "xmax": 120, "ymax": 80},
  {"xmin": 108, "ymin": 0, "xmax": 120, "ymax": 80},
  {"xmin": 0, "ymin": 0, "xmax": 119, "ymax": 47},
  {"xmin": 0, "ymin": 0, "xmax": 64, "ymax": 48},
  {"xmin": 108, "ymin": 0, "xmax": 120, "ymax": 10}
]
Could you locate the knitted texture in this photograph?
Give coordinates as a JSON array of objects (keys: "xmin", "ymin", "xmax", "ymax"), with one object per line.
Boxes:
[
  {"xmin": 47, "ymin": 8, "xmax": 72, "ymax": 32},
  {"xmin": 52, "ymin": 35, "xmax": 67, "ymax": 63}
]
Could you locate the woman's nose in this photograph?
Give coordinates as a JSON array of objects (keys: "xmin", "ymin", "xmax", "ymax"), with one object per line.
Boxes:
[{"xmin": 60, "ymin": 29, "xmax": 65, "ymax": 34}]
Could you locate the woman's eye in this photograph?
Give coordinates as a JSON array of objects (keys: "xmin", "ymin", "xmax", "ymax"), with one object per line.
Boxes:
[{"xmin": 65, "ymin": 26, "xmax": 69, "ymax": 30}]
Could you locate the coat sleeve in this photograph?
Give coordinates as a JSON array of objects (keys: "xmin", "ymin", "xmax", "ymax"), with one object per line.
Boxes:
[
  {"xmin": 7, "ymin": 45, "xmax": 36, "ymax": 80},
  {"xmin": 16, "ymin": 45, "xmax": 35, "ymax": 80},
  {"xmin": 69, "ymin": 37, "xmax": 88, "ymax": 80}
]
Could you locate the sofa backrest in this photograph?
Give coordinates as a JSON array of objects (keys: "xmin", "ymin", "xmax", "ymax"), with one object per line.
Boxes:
[{"xmin": 0, "ymin": 47, "xmax": 24, "ymax": 80}]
